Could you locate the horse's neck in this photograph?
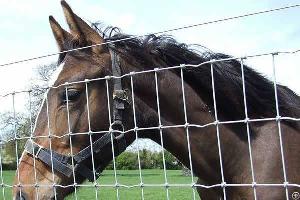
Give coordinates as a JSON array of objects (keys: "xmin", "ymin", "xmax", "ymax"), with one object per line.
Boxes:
[{"xmin": 128, "ymin": 65, "xmax": 248, "ymax": 185}]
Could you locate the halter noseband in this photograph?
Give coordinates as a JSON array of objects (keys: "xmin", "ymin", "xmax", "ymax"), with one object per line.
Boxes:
[{"xmin": 24, "ymin": 46, "xmax": 130, "ymax": 182}]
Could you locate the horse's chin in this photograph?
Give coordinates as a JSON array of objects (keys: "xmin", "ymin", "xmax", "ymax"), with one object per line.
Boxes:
[
  {"xmin": 13, "ymin": 168, "xmax": 70, "ymax": 200},
  {"xmin": 13, "ymin": 188, "xmax": 57, "ymax": 200}
]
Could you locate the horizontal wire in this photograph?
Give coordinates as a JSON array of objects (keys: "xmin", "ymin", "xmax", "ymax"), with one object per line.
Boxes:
[
  {"xmin": 0, "ymin": 4, "xmax": 299, "ymax": 68},
  {"xmin": 0, "ymin": 48, "xmax": 299, "ymax": 98},
  {"xmin": 2, "ymin": 182, "xmax": 300, "ymax": 189},
  {"xmin": 1, "ymin": 116, "xmax": 299, "ymax": 143},
  {"xmin": 1, "ymin": 5, "xmax": 300, "ymax": 196}
]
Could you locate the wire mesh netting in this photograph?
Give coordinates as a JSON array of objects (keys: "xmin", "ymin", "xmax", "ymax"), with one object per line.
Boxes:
[
  {"xmin": 0, "ymin": 50, "xmax": 299, "ymax": 199},
  {"xmin": 0, "ymin": 3, "xmax": 300, "ymax": 200}
]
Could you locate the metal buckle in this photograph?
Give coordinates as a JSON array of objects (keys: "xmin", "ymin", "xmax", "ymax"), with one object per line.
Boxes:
[
  {"xmin": 24, "ymin": 140, "xmax": 42, "ymax": 159},
  {"xmin": 111, "ymin": 120, "xmax": 125, "ymax": 132},
  {"xmin": 110, "ymin": 120, "xmax": 125, "ymax": 141},
  {"xmin": 34, "ymin": 144, "xmax": 42, "ymax": 158},
  {"xmin": 113, "ymin": 89, "xmax": 130, "ymax": 104},
  {"xmin": 115, "ymin": 132, "xmax": 124, "ymax": 140},
  {"xmin": 33, "ymin": 146, "xmax": 42, "ymax": 158}
]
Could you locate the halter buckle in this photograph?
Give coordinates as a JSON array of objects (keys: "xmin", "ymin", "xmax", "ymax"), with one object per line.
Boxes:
[
  {"xmin": 34, "ymin": 145, "xmax": 42, "ymax": 159},
  {"xmin": 24, "ymin": 140, "xmax": 43, "ymax": 159},
  {"xmin": 113, "ymin": 89, "xmax": 130, "ymax": 104},
  {"xmin": 111, "ymin": 120, "xmax": 125, "ymax": 133},
  {"xmin": 110, "ymin": 120, "xmax": 127, "ymax": 154}
]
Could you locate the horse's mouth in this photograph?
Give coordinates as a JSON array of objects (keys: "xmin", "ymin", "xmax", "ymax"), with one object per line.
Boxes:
[
  {"xmin": 14, "ymin": 190, "xmax": 58, "ymax": 200},
  {"xmin": 14, "ymin": 191, "xmax": 28, "ymax": 200}
]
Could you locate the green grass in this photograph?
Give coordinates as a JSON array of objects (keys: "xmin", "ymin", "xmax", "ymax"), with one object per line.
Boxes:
[{"xmin": 1, "ymin": 170, "xmax": 199, "ymax": 200}]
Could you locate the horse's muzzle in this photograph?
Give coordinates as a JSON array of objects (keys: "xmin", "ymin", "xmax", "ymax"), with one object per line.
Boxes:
[{"xmin": 14, "ymin": 190, "xmax": 28, "ymax": 200}]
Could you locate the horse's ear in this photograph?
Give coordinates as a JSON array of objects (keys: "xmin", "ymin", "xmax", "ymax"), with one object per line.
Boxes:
[
  {"xmin": 49, "ymin": 16, "xmax": 73, "ymax": 51},
  {"xmin": 61, "ymin": 0, "xmax": 104, "ymax": 54}
]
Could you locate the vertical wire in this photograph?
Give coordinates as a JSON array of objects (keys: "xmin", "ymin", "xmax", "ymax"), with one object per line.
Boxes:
[
  {"xmin": 0, "ymin": 126, "xmax": 5, "ymax": 200},
  {"xmin": 130, "ymin": 73, "xmax": 145, "ymax": 200},
  {"xmin": 28, "ymin": 91, "xmax": 40, "ymax": 200},
  {"xmin": 271, "ymin": 54, "xmax": 289, "ymax": 199},
  {"xmin": 210, "ymin": 63, "xmax": 227, "ymax": 200},
  {"xmin": 180, "ymin": 66, "xmax": 196, "ymax": 200},
  {"xmin": 64, "ymin": 86, "xmax": 78, "ymax": 200},
  {"xmin": 105, "ymin": 78, "xmax": 120, "ymax": 200},
  {"xmin": 12, "ymin": 93, "xmax": 22, "ymax": 200},
  {"xmin": 84, "ymin": 81, "xmax": 99, "ymax": 200},
  {"xmin": 45, "ymin": 91, "xmax": 58, "ymax": 200},
  {"xmin": 240, "ymin": 59, "xmax": 257, "ymax": 199},
  {"xmin": 154, "ymin": 69, "xmax": 170, "ymax": 200}
]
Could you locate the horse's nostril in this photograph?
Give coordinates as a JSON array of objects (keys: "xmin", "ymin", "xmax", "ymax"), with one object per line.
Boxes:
[{"xmin": 15, "ymin": 190, "xmax": 28, "ymax": 200}]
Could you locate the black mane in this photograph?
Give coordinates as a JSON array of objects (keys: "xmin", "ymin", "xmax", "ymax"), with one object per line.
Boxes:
[{"xmin": 61, "ymin": 26, "xmax": 300, "ymax": 139}]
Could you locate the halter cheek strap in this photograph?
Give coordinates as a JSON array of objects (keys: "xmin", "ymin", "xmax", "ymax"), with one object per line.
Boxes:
[
  {"xmin": 23, "ymin": 47, "xmax": 130, "ymax": 182},
  {"xmin": 24, "ymin": 131, "xmax": 126, "ymax": 181}
]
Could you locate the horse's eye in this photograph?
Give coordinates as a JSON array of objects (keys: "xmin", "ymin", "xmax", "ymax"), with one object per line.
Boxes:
[{"xmin": 62, "ymin": 90, "xmax": 81, "ymax": 104}]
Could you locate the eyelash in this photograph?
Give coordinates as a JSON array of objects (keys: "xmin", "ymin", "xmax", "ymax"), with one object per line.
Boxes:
[{"xmin": 62, "ymin": 90, "xmax": 81, "ymax": 104}]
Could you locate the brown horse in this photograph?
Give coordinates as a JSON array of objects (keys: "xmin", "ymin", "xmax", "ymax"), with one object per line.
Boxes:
[{"xmin": 13, "ymin": 1, "xmax": 300, "ymax": 200}]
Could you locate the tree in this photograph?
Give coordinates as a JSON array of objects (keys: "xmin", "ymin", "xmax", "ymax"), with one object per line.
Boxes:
[
  {"xmin": 0, "ymin": 111, "xmax": 31, "ymax": 164},
  {"xmin": 105, "ymin": 149, "xmax": 181, "ymax": 170},
  {"xmin": 29, "ymin": 62, "xmax": 58, "ymax": 118},
  {"xmin": 0, "ymin": 62, "xmax": 58, "ymax": 168}
]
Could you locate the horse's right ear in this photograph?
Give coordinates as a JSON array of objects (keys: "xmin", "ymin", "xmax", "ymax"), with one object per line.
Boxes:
[
  {"xmin": 61, "ymin": 0, "xmax": 105, "ymax": 54},
  {"xmin": 49, "ymin": 15, "xmax": 73, "ymax": 51}
]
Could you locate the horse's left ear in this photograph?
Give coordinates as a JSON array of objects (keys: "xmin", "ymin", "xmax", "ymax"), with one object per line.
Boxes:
[
  {"xmin": 49, "ymin": 16, "xmax": 73, "ymax": 51},
  {"xmin": 61, "ymin": 0, "xmax": 104, "ymax": 54}
]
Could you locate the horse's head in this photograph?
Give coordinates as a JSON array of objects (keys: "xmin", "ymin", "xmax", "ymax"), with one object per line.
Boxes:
[{"xmin": 13, "ymin": 1, "xmax": 134, "ymax": 199}]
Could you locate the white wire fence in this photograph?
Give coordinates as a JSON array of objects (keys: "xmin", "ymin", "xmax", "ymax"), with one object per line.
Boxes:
[
  {"xmin": 0, "ymin": 50, "xmax": 299, "ymax": 200},
  {"xmin": 0, "ymin": 4, "xmax": 299, "ymax": 200}
]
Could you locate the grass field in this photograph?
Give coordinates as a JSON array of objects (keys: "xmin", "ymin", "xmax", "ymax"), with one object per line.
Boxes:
[{"xmin": 1, "ymin": 170, "xmax": 200, "ymax": 200}]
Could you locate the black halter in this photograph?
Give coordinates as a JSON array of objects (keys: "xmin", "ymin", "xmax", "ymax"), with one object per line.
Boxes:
[{"xmin": 24, "ymin": 46, "xmax": 130, "ymax": 182}]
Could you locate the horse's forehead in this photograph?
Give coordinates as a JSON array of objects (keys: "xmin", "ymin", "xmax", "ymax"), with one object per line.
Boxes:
[
  {"xmin": 53, "ymin": 55, "xmax": 104, "ymax": 86},
  {"xmin": 49, "ymin": 62, "xmax": 78, "ymax": 87},
  {"xmin": 54, "ymin": 64, "xmax": 86, "ymax": 86},
  {"xmin": 48, "ymin": 62, "xmax": 65, "ymax": 87}
]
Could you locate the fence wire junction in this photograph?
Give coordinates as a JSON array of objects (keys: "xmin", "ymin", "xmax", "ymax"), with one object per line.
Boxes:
[{"xmin": 0, "ymin": 3, "xmax": 300, "ymax": 200}]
